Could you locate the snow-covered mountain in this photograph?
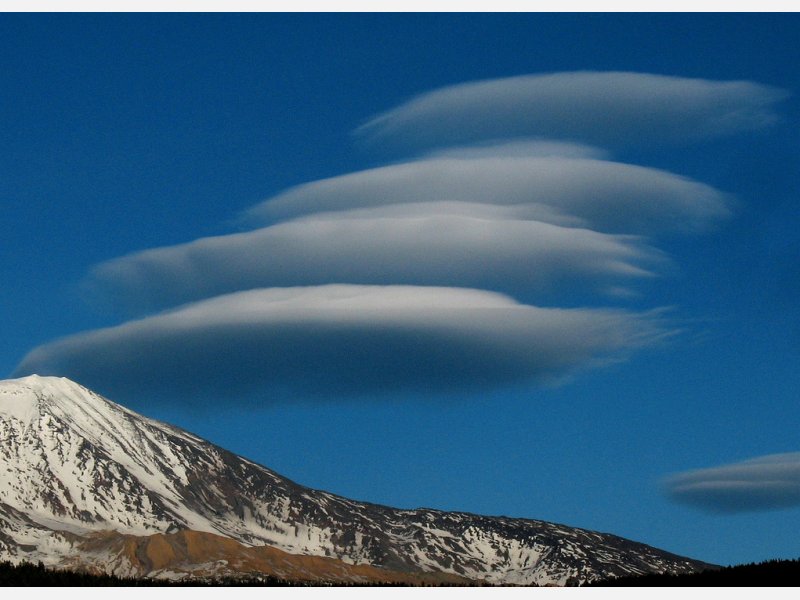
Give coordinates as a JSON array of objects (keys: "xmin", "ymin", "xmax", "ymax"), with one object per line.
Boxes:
[{"xmin": 0, "ymin": 375, "xmax": 711, "ymax": 585}]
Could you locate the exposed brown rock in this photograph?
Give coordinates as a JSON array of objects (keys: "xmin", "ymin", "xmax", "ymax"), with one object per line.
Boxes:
[{"xmin": 76, "ymin": 529, "xmax": 472, "ymax": 585}]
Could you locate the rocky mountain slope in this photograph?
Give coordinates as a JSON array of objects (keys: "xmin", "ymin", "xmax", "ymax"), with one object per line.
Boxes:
[{"xmin": 0, "ymin": 375, "xmax": 711, "ymax": 585}]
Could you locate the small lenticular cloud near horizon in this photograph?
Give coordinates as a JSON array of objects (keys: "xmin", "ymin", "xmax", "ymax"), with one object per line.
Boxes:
[{"xmin": 665, "ymin": 452, "xmax": 800, "ymax": 513}]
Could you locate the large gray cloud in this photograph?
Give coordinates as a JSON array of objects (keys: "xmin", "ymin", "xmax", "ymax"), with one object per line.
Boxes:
[
  {"xmin": 665, "ymin": 452, "xmax": 800, "ymax": 513},
  {"xmin": 243, "ymin": 155, "xmax": 731, "ymax": 235},
  {"xmin": 86, "ymin": 205, "xmax": 661, "ymax": 314},
  {"xmin": 14, "ymin": 285, "xmax": 668, "ymax": 402},
  {"xmin": 356, "ymin": 71, "xmax": 788, "ymax": 151}
]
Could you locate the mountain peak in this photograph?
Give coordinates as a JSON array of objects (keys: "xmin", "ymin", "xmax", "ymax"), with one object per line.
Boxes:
[
  {"xmin": 0, "ymin": 374, "xmax": 79, "ymax": 422},
  {"xmin": 0, "ymin": 376, "xmax": 712, "ymax": 584},
  {"xmin": 0, "ymin": 374, "xmax": 123, "ymax": 426},
  {"xmin": 2, "ymin": 373, "xmax": 94, "ymax": 400}
]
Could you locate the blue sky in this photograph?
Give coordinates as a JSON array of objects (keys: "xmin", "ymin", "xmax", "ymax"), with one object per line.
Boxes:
[{"xmin": 2, "ymin": 13, "xmax": 800, "ymax": 567}]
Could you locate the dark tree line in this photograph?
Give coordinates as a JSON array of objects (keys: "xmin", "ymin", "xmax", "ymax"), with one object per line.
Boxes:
[
  {"xmin": 0, "ymin": 560, "xmax": 423, "ymax": 587},
  {"xmin": 11, "ymin": 557, "xmax": 798, "ymax": 587},
  {"xmin": 0, "ymin": 561, "xmax": 312, "ymax": 587},
  {"xmin": 588, "ymin": 558, "xmax": 800, "ymax": 587}
]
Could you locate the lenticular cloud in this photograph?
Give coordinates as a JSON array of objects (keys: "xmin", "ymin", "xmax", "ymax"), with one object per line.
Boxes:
[
  {"xmin": 15, "ymin": 285, "xmax": 667, "ymax": 401},
  {"xmin": 356, "ymin": 71, "xmax": 787, "ymax": 151},
  {"xmin": 87, "ymin": 204, "xmax": 661, "ymax": 314},
  {"xmin": 243, "ymin": 154, "xmax": 731, "ymax": 235},
  {"xmin": 19, "ymin": 70, "xmax": 775, "ymax": 403},
  {"xmin": 665, "ymin": 452, "xmax": 800, "ymax": 513}
]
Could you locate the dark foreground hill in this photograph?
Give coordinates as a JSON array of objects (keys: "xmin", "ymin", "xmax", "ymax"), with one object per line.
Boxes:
[{"xmin": 589, "ymin": 558, "xmax": 800, "ymax": 586}]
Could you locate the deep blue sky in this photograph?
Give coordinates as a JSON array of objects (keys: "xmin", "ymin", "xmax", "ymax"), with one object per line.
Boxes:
[{"xmin": 2, "ymin": 13, "xmax": 800, "ymax": 567}]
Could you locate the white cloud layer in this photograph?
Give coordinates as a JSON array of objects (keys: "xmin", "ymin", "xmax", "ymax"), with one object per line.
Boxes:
[
  {"xmin": 243, "ymin": 155, "xmax": 731, "ymax": 235},
  {"xmin": 665, "ymin": 452, "xmax": 800, "ymax": 513},
  {"xmin": 356, "ymin": 71, "xmax": 787, "ymax": 150},
  {"xmin": 87, "ymin": 205, "xmax": 660, "ymax": 313},
  {"xmin": 15, "ymin": 285, "xmax": 668, "ymax": 401},
  {"xmin": 421, "ymin": 139, "xmax": 610, "ymax": 160}
]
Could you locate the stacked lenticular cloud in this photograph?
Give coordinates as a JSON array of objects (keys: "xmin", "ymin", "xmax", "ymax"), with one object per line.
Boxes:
[{"xmin": 15, "ymin": 72, "xmax": 786, "ymax": 403}]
